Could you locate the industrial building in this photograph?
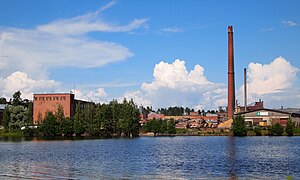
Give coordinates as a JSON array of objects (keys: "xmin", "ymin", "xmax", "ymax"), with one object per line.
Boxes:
[
  {"xmin": 33, "ymin": 93, "xmax": 92, "ymax": 124},
  {"xmin": 238, "ymin": 108, "xmax": 300, "ymax": 127}
]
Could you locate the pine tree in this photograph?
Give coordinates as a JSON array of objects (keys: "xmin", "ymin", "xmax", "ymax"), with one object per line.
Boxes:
[
  {"xmin": 285, "ymin": 119, "xmax": 295, "ymax": 136},
  {"xmin": 232, "ymin": 115, "xmax": 247, "ymax": 136}
]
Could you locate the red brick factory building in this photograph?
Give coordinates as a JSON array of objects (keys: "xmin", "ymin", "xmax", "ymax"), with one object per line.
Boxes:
[{"xmin": 33, "ymin": 93, "xmax": 91, "ymax": 124}]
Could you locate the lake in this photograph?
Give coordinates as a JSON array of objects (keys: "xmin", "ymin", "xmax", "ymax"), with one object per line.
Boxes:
[{"xmin": 0, "ymin": 136, "xmax": 299, "ymax": 179}]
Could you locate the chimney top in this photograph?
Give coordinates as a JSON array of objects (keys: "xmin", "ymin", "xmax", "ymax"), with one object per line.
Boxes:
[{"xmin": 228, "ymin": 26, "xmax": 233, "ymax": 32}]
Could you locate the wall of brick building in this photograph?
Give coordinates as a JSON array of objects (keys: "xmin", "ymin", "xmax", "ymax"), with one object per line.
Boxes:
[{"xmin": 33, "ymin": 93, "xmax": 75, "ymax": 124}]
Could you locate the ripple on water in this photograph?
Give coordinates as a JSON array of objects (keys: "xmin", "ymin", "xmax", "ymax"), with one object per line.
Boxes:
[{"xmin": 0, "ymin": 136, "xmax": 299, "ymax": 179}]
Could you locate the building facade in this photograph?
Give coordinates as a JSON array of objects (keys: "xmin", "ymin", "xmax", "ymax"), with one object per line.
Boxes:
[
  {"xmin": 238, "ymin": 108, "xmax": 299, "ymax": 127},
  {"xmin": 33, "ymin": 93, "xmax": 76, "ymax": 124}
]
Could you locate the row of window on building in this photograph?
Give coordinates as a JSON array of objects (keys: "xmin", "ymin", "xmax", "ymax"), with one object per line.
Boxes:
[{"xmin": 34, "ymin": 96, "xmax": 67, "ymax": 101}]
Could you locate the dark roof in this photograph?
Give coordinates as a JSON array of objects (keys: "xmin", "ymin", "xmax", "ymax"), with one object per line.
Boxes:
[{"xmin": 236, "ymin": 108, "xmax": 291, "ymax": 115}]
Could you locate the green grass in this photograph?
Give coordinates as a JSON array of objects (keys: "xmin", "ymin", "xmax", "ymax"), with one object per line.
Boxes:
[
  {"xmin": 294, "ymin": 128, "xmax": 300, "ymax": 135},
  {"xmin": 0, "ymin": 129, "xmax": 24, "ymax": 137}
]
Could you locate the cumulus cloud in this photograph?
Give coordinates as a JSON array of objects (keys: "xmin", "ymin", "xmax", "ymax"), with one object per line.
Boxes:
[
  {"xmin": 237, "ymin": 57, "xmax": 299, "ymax": 108},
  {"xmin": 74, "ymin": 88, "xmax": 108, "ymax": 103},
  {"xmin": 123, "ymin": 59, "xmax": 226, "ymax": 110},
  {"xmin": 0, "ymin": 71, "xmax": 59, "ymax": 100},
  {"xmin": 0, "ymin": 1, "xmax": 147, "ymax": 79}
]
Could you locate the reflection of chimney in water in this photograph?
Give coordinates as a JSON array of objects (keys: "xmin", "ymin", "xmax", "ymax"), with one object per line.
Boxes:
[
  {"xmin": 227, "ymin": 26, "xmax": 235, "ymax": 119},
  {"xmin": 244, "ymin": 68, "xmax": 247, "ymax": 112}
]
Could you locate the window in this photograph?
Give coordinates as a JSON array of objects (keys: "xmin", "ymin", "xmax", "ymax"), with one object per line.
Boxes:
[
  {"xmin": 46, "ymin": 97, "xmax": 49, "ymax": 101},
  {"xmin": 34, "ymin": 97, "xmax": 37, "ymax": 101},
  {"xmin": 50, "ymin": 97, "xmax": 52, "ymax": 101}
]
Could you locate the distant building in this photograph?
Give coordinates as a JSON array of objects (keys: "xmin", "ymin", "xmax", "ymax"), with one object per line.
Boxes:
[
  {"xmin": 237, "ymin": 99, "xmax": 264, "ymax": 113},
  {"xmin": 238, "ymin": 108, "xmax": 300, "ymax": 127},
  {"xmin": 33, "ymin": 93, "xmax": 93, "ymax": 124},
  {"xmin": 147, "ymin": 112, "xmax": 165, "ymax": 120},
  {"xmin": 190, "ymin": 112, "xmax": 199, "ymax": 116}
]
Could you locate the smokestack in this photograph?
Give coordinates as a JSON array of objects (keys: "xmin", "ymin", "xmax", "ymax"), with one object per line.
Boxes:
[
  {"xmin": 244, "ymin": 68, "xmax": 247, "ymax": 112},
  {"xmin": 227, "ymin": 26, "xmax": 235, "ymax": 120}
]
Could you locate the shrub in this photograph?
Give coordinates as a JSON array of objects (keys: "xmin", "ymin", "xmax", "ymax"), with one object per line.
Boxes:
[
  {"xmin": 254, "ymin": 126, "xmax": 262, "ymax": 136},
  {"xmin": 232, "ymin": 115, "xmax": 247, "ymax": 136},
  {"xmin": 285, "ymin": 119, "xmax": 295, "ymax": 136}
]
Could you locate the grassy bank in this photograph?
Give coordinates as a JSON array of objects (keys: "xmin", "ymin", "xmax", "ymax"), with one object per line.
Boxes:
[{"xmin": 0, "ymin": 129, "xmax": 24, "ymax": 137}]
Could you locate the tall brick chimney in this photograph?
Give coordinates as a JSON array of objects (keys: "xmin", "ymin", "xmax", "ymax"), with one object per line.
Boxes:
[{"xmin": 227, "ymin": 26, "xmax": 235, "ymax": 120}]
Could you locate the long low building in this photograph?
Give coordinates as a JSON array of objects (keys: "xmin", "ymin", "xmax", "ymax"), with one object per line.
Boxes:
[{"xmin": 238, "ymin": 108, "xmax": 300, "ymax": 127}]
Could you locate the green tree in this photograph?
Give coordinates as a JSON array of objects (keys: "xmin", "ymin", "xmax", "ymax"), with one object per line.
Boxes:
[
  {"xmin": 9, "ymin": 105, "xmax": 28, "ymax": 130},
  {"xmin": 83, "ymin": 104, "xmax": 97, "ymax": 135},
  {"xmin": 27, "ymin": 101, "xmax": 33, "ymax": 125},
  {"xmin": 148, "ymin": 118, "xmax": 161, "ymax": 136},
  {"xmin": 161, "ymin": 120, "xmax": 168, "ymax": 133},
  {"xmin": 167, "ymin": 119, "xmax": 176, "ymax": 134},
  {"xmin": 232, "ymin": 115, "xmax": 247, "ymax": 136},
  {"xmin": 12, "ymin": 91, "xmax": 23, "ymax": 106},
  {"xmin": 254, "ymin": 126, "xmax": 262, "ymax": 136},
  {"xmin": 55, "ymin": 104, "xmax": 65, "ymax": 123},
  {"xmin": 102, "ymin": 104, "xmax": 114, "ymax": 137},
  {"xmin": 285, "ymin": 119, "xmax": 295, "ymax": 136},
  {"xmin": 269, "ymin": 123, "xmax": 284, "ymax": 136},
  {"xmin": 185, "ymin": 107, "xmax": 191, "ymax": 115},
  {"xmin": 2, "ymin": 106, "xmax": 10, "ymax": 130},
  {"xmin": 41, "ymin": 111, "xmax": 56, "ymax": 136},
  {"xmin": 55, "ymin": 104, "xmax": 65, "ymax": 134},
  {"xmin": 0, "ymin": 97, "xmax": 7, "ymax": 104},
  {"xmin": 61, "ymin": 117, "xmax": 73, "ymax": 135},
  {"xmin": 73, "ymin": 103, "xmax": 85, "ymax": 135}
]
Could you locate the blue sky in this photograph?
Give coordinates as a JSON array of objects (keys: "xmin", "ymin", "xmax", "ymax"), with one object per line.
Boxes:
[{"xmin": 0, "ymin": 0, "xmax": 299, "ymax": 110}]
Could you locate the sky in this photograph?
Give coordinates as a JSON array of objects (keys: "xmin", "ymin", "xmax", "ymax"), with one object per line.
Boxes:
[{"xmin": 0, "ymin": 0, "xmax": 299, "ymax": 110}]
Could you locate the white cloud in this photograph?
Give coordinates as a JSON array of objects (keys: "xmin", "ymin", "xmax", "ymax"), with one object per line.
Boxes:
[
  {"xmin": 74, "ymin": 88, "xmax": 108, "ymax": 103},
  {"xmin": 123, "ymin": 59, "xmax": 226, "ymax": 110},
  {"xmin": 0, "ymin": 71, "xmax": 59, "ymax": 100},
  {"xmin": 282, "ymin": 20, "xmax": 298, "ymax": 27},
  {"xmin": 0, "ymin": 1, "xmax": 147, "ymax": 79},
  {"xmin": 37, "ymin": 0, "xmax": 147, "ymax": 35},
  {"xmin": 247, "ymin": 57, "xmax": 298, "ymax": 95},
  {"xmin": 160, "ymin": 27, "xmax": 184, "ymax": 33},
  {"xmin": 0, "ymin": 29, "xmax": 133, "ymax": 79},
  {"xmin": 237, "ymin": 57, "xmax": 299, "ymax": 108}
]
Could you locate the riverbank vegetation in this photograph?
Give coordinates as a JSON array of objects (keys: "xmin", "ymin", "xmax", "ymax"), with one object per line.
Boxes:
[
  {"xmin": 1, "ymin": 91, "xmax": 299, "ymax": 138},
  {"xmin": 232, "ymin": 115, "xmax": 297, "ymax": 136},
  {"xmin": 140, "ymin": 118, "xmax": 176, "ymax": 136},
  {"xmin": 1, "ymin": 91, "xmax": 140, "ymax": 138}
]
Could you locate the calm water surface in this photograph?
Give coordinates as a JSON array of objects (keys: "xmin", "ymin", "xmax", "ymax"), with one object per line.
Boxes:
[{"xmin": 0, "ymin": 136, "xmax": 299, "ymax": 179}]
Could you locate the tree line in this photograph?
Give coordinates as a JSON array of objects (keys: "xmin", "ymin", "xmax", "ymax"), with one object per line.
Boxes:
[
  {"xmin": 140, "ymin": 118, "xmax": 176, "ymax": 136},
  {"xmin": 1, "ymin": 91, "xmax": 141, "ymax": 137},
  {"xmin": 142, "ymin": 106, "xmax": 219, "ymax": 117}
]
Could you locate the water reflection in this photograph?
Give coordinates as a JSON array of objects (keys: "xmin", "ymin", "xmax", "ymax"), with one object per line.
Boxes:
[
  {"xmin": 227, "ymin": 137, "xmax": 237, "ymax": 179},
  {"xmin": 0, "ymin": 136, "xmax": 299, "ymax": 179}
]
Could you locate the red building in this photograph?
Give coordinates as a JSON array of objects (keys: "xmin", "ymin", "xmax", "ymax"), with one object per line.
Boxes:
[
  {"xmin": 33, "ymin": 93, "xmax": 93, "ymax": 124},
  {"xmin": 33, "ymin": 93, "xmax": 76, "ymax": 124}
]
